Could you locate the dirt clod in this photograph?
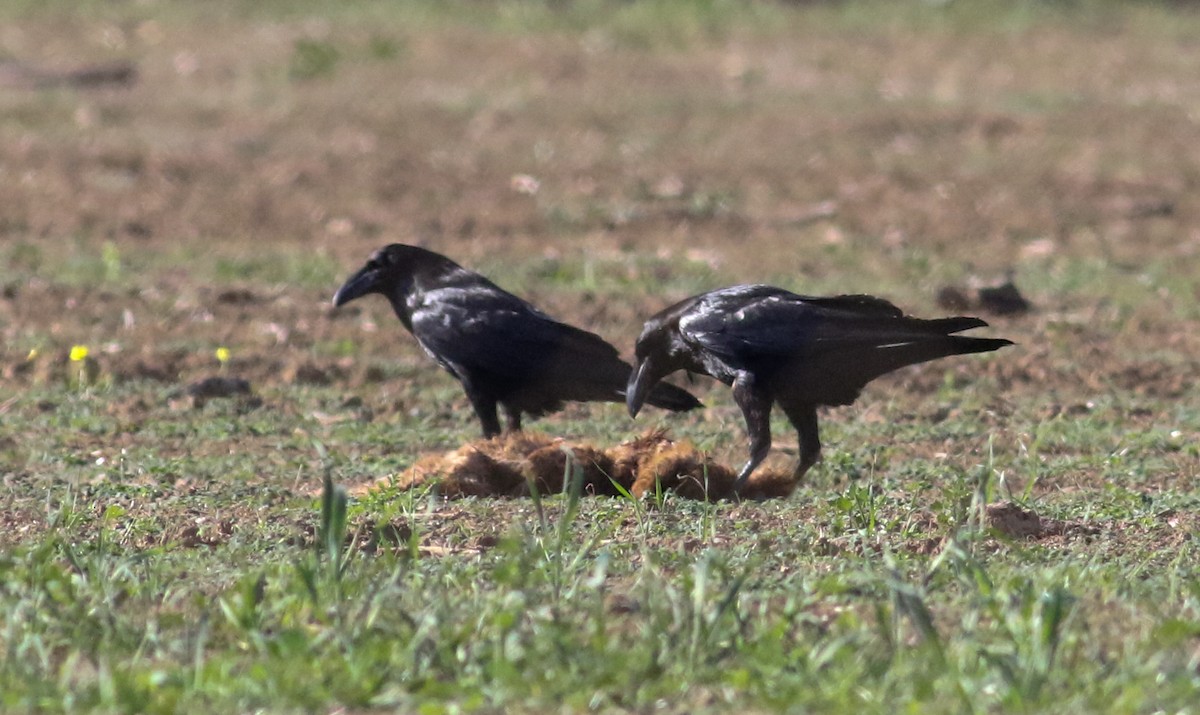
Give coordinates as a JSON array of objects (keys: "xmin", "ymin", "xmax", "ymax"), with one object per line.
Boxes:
[
  {"xmin": 977, "ymin": 280, "xmax": 1033, "ymax": 316},
  {"xmin": 180, "ymin": 376, "xmax": 253, "ymax": 409},
  {"xmin": 985, "ymin": 502, "xmax": 1079, "ymax": 540},
  {"xmin": 282, "ymin": 361, "xmax": 336, "ymax": 385},
  {"xmin": 937, "ymin": 278, "xmax": 1033, "ymax": 316},
  {"xmin": 187, "ymin": 376, "xmax": 252, "ymax": 399}
]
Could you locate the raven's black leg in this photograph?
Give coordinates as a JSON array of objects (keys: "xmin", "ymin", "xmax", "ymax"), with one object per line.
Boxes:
[
  {"xmin": 502, "ymin": 404, "xmax": 522, "ymax": 433},
  {"xmin": 461, "ymin": 378, "xmax": 502, "ymax": 438},
  {"xmin": 732, "ymin": 372, "xmax": 773, "ymax": 490},
  {"xmin": 780, "ymin": 401, "xmax": 821, "ymax": 483}
]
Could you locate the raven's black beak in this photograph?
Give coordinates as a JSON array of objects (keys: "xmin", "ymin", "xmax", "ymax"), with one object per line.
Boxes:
[
  {"xmin": 332, "ymin": 265, "xmax": 380, "ymax": 307},
  {"xmin": 626, "ymin": 358, "xmax": 657, "ymax": 418}
]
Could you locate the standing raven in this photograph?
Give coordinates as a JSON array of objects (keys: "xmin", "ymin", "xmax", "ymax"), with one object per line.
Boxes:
[
  {"xmin": 626, "ymin": 285, "xmax": 1013, "ymax": 489},
  {"xmin": 332, "ymin": 244, "xmax": 701, "ymax": 437}
]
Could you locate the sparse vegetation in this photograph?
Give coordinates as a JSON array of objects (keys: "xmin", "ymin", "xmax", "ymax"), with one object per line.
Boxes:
[{"xmin": 2, "ymin": 1, "xmax": 1199, "ymax": 712}]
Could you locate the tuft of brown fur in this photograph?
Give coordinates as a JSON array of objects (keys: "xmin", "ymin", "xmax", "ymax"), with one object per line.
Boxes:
[
  {"xmin": 365, "ymin": 429, "xmax": 799, "ymax": 502},
  {"xmin": 417, "ymin": 446, "xmax": 525, "ymax": 498},
  {"xmin": 522, "ymin": 444, "xmax": 619, "ymax": 496},
  {"xmin": 472, "ymin": 431, "xmax": 559, "ymax": 461},
  {"xmin": 607, "ymin": 429, "xmax": 676, "ymax": 488},
  {"xmin": 632, "ymin": 443, "xmax": 739, "ymax": 500},
  {"xmin": 740, "ymin": 468, "xmax": 800, "ymax": 500}
]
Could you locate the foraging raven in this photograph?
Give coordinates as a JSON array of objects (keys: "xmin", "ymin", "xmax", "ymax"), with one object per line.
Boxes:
[
  {"xmin": 332, "ymin": 244, "xmax": 701, "ymax": 437},
  {"xmin": 626, "ymin": 285, "xmax": 1013, "ymax": 489}
]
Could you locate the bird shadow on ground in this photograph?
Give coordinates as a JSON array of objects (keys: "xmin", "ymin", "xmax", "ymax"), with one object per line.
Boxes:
[{"xmin": 348, "ymin": 430, "xmax": 797, "ymax": 502}]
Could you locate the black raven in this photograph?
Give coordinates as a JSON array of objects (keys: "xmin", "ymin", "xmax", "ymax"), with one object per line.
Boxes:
[
  {"xmin": 332, "ymin": 244, "xmax": 701, "ymax": 437},
  {"xmin": 626, "ymin": 284, "xmax": 1013, "ymax": 489}
]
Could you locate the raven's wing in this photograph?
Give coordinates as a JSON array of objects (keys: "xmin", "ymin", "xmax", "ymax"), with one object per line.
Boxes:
[
  {"xmin": 680, "ymin": 285, "xmax": 985, "ymax": 365},
  {"xmin": 678, "ymin": 285, "xmax": 1009, "ymax": 405},
  {"xmin": 410, "ymin": 283, "xmax": 628, "ymax": 389}
]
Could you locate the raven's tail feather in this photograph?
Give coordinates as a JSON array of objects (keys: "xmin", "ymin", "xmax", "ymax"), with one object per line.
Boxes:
[
  {"xmin": 643, "ymin": 381, "xmax": 703, "ymax": 412},
  {"xmin": 945, "ymin": 336, "xmax": 1014, "ymax": 354},
  {"xmin": 922, "ymin": 316, "xmax": 989, "ymax": 334},
  {"xmin": 858, "ymin": 335, "xmax": 1013, "ymax": 383}
]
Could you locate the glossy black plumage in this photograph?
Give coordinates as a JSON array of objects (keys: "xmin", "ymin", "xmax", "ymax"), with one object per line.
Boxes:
[
  {"xmin": 333, "ymin": 244, "xmax": 701, "ymax": 437},
  {"xmin": 627, "ymin": 284, "xmax": 1013, "ymax": 489}
]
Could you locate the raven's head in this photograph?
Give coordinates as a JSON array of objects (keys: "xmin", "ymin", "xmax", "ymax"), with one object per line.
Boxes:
[
  {"xmin": 626, "ymin": 316, "xmax": 679, "ymax": 418},
  {"xmin": 332, "ymin": 244, "xmax": 451, "ymax": 308},
  {"xmin": 628, "ymin": 292, "xmax": 709, "ymax": 417},
  {"xmin": 332, "ymin": 245, "xmax": 404, "ymax": 307}
]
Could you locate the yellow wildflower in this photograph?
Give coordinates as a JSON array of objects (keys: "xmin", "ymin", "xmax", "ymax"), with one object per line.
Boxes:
[{"xmin": 69, "ymin": 345, "xmax": 89, "ymax": 362}]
